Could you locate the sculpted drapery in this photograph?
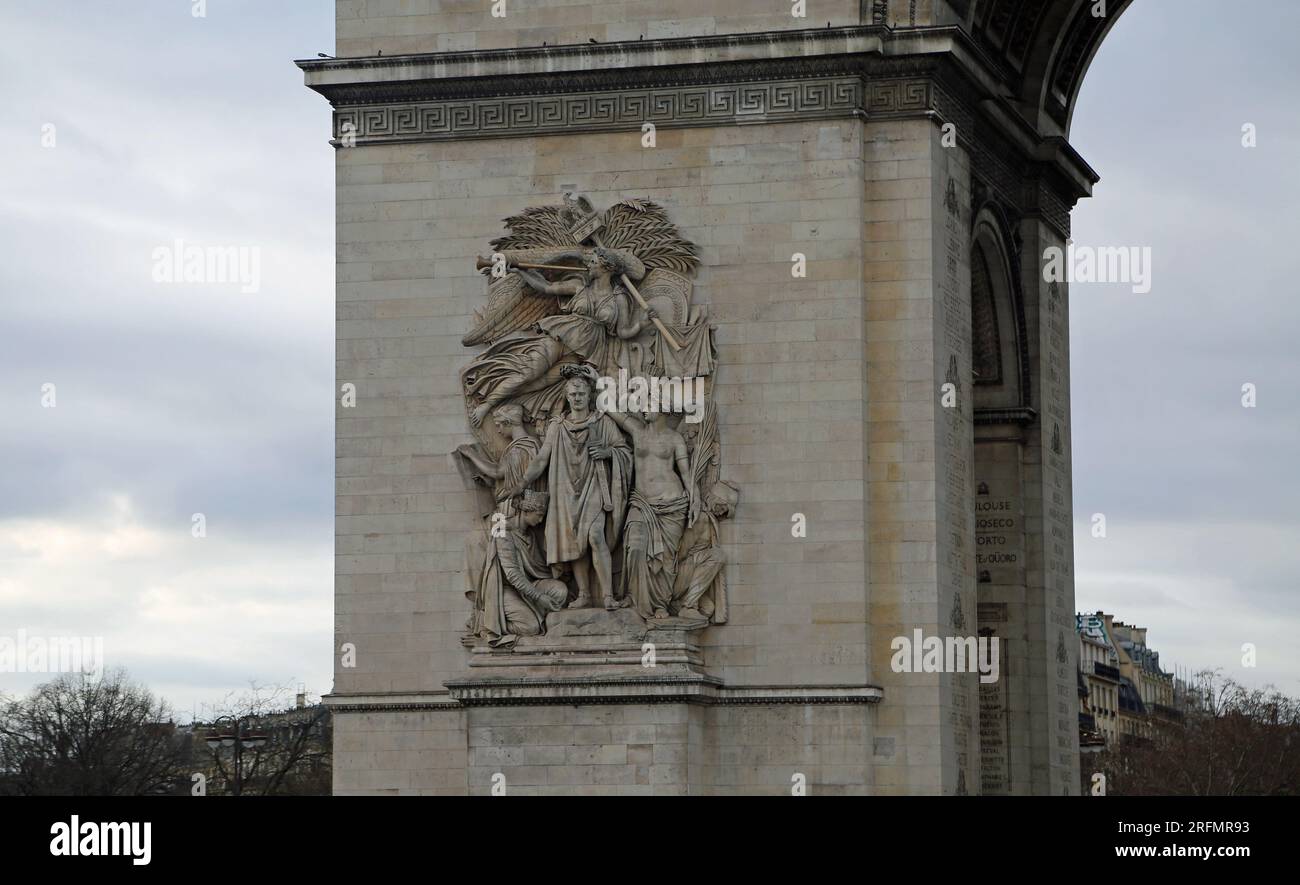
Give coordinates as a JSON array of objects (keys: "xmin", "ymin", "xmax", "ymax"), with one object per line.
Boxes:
[
  {"xmin": 539, "ymin": 409, "xmax": 632, "ymax": 568},
  {"xmin": 455, "ymin": 195, "xmax": 737, "ymax": 645}
]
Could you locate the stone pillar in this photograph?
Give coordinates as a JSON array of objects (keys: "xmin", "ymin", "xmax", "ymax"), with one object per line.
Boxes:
[
  {"xmin": 863, "ymin": 119, "xmax": 977, "ymax": 795},
  {"xmin": 1018, "ymin": 213, "xmax": 1082, "ymax": 795},
  {"xmin": 302, "ymin": 0, "xmax": 1129, "ymax": 796}
]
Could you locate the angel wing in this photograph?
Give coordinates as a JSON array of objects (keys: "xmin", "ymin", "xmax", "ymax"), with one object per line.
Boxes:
[
  {"xmin": 461, "ymin": 200, "xmax": 699, "ymax": 346},
  {"xmin": 599, "ymin": 199, "xmax": 700, "ymax": 275},
  {"xmin": 462, "ymin": 204, "xmax": 587, "ymax": 347},
  {"xmin": 490, "ymin": 204, "xmax": 582, "ymax": 253},
  {"xmin": 462, "ymin": 266, "xmax": 565, "ymax": 347}
]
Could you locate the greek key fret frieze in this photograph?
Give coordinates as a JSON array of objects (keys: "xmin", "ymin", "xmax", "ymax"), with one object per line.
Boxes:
[{"xmin": 333, "ymin": 78, "xmax": 865, "ymax": 145}]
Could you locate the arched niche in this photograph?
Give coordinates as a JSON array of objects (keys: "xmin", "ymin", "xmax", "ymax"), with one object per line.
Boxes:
[{"xmin": 970, "ymin": 205, "xmax": 1030, "ymax": 418}]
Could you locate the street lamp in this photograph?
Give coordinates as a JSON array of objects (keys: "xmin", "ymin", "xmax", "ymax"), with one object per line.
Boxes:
[{"xmin": 204, "ymin": 716, "xmax": 269, "ymax": 796}]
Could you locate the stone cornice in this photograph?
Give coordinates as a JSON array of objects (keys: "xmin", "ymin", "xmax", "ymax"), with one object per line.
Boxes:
[
  {"xmin": 297, "ymin": 24, "xmax": 1096, "ymax": 222},
  {"xmin": 324, "ymin": 682, "xmax": 885, "ymax": 710},
  {"xmin": 321, "ymin": 692, "xmax": 462, "ymax": 713},
  {"xmin": 299, "ymin": 29, "xmax": 986, "ymax": 112},
  {"xmin": 298, "ymin": 26, "xmax": 947, "ymax": 95}
]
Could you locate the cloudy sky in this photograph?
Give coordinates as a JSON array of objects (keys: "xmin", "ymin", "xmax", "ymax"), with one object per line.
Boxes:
[
  {"xmin": 0, "ymin": 1, "xmax": 335, "ymax": 716},
  {"xmin": 1, "ymin": 0, "xmax": 1296, "ymax": 716},
  {"xmin": 1070, "ymin": 1, "xmax": 1300, "ymax": 693}
]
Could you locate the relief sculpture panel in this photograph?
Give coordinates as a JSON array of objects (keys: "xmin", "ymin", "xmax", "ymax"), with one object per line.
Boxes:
[{"xmin": 452, "ymin": 196, "xmax": 738, "ymax": 651}]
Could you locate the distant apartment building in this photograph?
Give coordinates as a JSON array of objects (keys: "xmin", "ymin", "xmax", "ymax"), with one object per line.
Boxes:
[
  {"xmin": 1078, "ymin": 614, "xmax": 1122, "ymax": 747},
  {"xmin": 1076, "ymin": 612, "xmax": 1179, "ymax": 751},
  {"xmin": 1108, "ymin": 618, "xmax": 1181, "ymax": 735}
]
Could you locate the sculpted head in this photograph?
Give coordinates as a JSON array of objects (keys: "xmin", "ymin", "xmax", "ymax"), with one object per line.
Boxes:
[
  {"xmin": 643, "ymin": 408, "xmax": 669, "ymax": 428},
  {"xmin": 560, "ymin": 364, "xmax": 597, "ymax": 414},
  {"xmin": 588, "ymin": 247, "xmax": 629, "ymax": 277},
  {"xmin": 492, "ymin": 403, "xmax": 524, "ymax": 433},
  {"xmin": 518, "ymin": 490, "xmax": 549, "ymax": 527},
  {"xmin": 564, "ymin": 376, "xmax": 592, "ymax": 413},
  {"xmin": 706, "ymin": 481, "xmax": 739, "ymax": 518}
]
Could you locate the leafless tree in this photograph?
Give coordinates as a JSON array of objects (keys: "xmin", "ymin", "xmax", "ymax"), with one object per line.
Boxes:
[
  {"xmin": 196, "ymin": 682, "xmax": 331, "ymax": 796},
  {"xmin": 1098, "ymin": 670, "xmax": 1300, "ymax": 796},
  {"xmin": 0, "ymin": 669, "xmax": 189, "ymax": 796}
]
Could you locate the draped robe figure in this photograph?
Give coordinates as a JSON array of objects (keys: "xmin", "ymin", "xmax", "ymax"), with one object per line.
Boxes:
[
  {"xmin": 670, "ymin": 402, "xmax": 732, "ymax": 624},
  {"xmin": 459, "ymin": 199, "xmax": 715, "ymax": 434},
  {"xmin": 609, "ymin": 409, "xmax": 696, "ymax": 620},
  {"xmin": 477, "ymin": 494, "xmax": 567, "ymax": 648},
  {"xmin": 501, "ymin": 368, "xmax": 632, "ymax": 609},
  {"xmin": 541, "ymin": 410, "xmax": 632, "ymax": 569},
  {"xmin": 463, "ymin": 248, "xmax": 651, "ymax": 428},
  {"xmin": 671, "ymin": 481, "xmax": 738, "ymax": 624},
  {"xmin": 459, "ymin": 197, "xmax": 736, "ymax": 627},
  {"xmin": 454, "ymin": 405, "xmax": 543, "ymax": 643}
]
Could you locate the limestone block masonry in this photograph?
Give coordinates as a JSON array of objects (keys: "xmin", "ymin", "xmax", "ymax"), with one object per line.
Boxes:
[{"xmin": 301, "ymin": 0, "xmax": 1132, "ymax": 796}]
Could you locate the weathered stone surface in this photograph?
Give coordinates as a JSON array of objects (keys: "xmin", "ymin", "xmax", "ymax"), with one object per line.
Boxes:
[
  {"xmin": 545, "ymin": 607, "xmax": 651, "ymax": 638},
  {"xmin": 304, "ymin": 0, "xmax": 1133, "ymax": 795}
]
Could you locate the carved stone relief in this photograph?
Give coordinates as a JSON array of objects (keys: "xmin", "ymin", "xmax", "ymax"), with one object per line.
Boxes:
[{"xmin": 452, "ymin": 196, "xmax": 738, "ymax": 650}]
